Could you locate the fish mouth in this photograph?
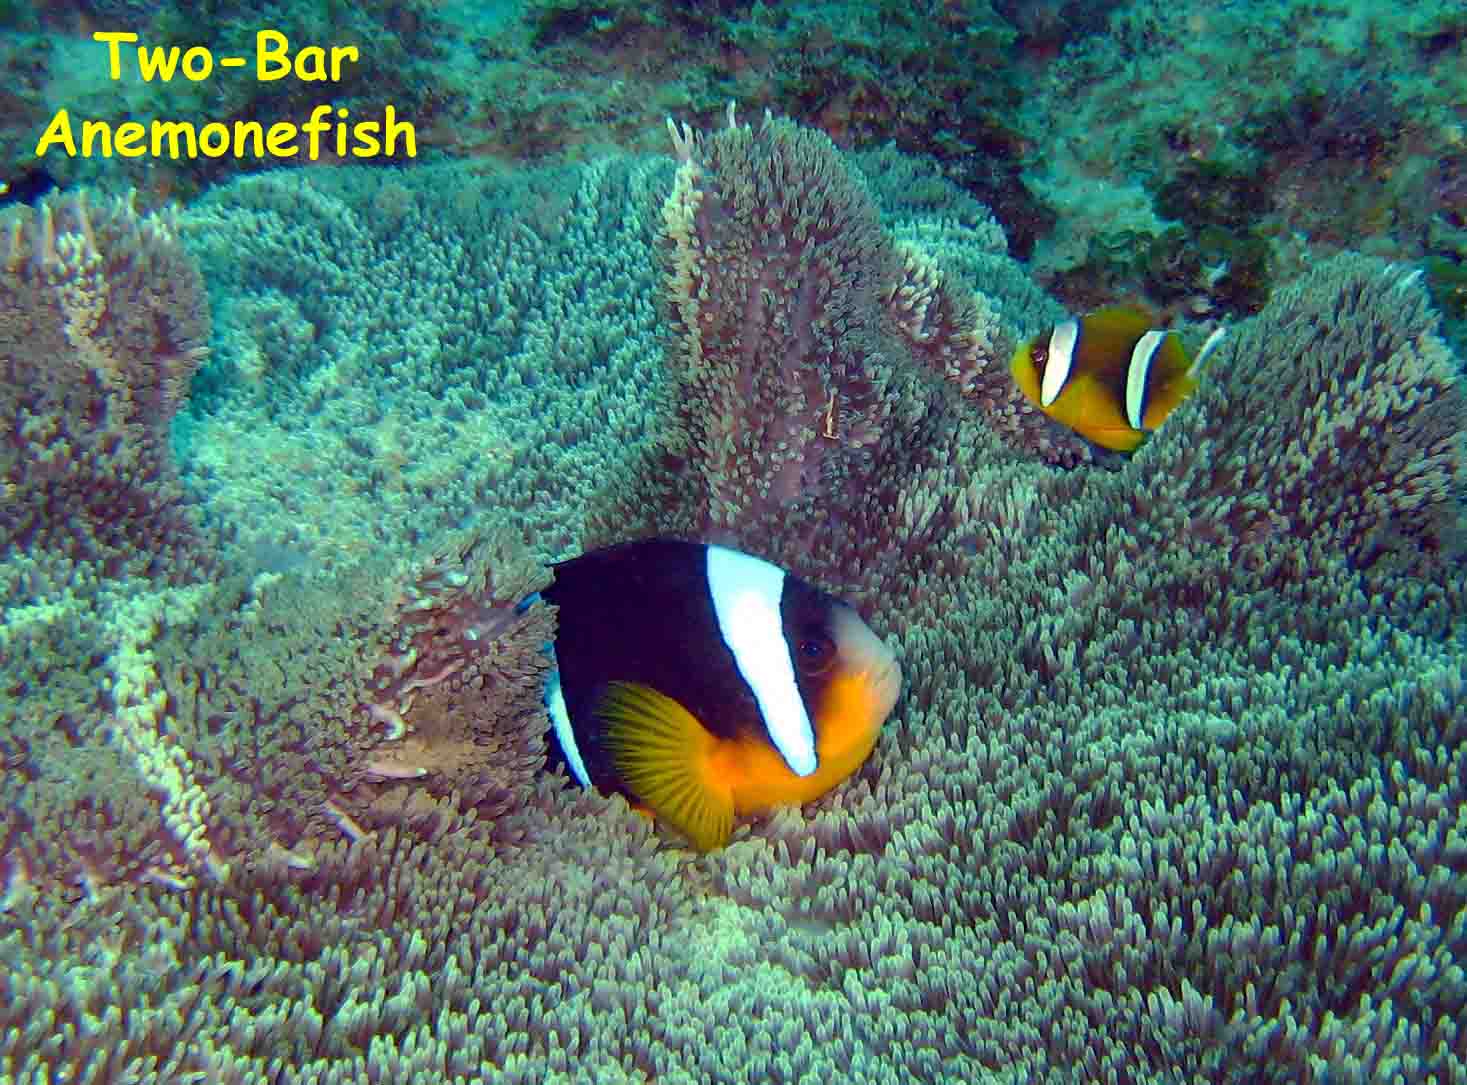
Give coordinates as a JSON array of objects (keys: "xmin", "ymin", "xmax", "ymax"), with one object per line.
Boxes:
[
  {"xmin": 868, "ymin": 655, "xmax": 903, "ymax": 719},
  {"xmin": 827, "ymin": 604, "xmax": 903, "ymax": 727}
]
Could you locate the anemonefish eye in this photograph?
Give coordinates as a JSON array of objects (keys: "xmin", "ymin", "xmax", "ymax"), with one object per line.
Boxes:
[
  {"xmin": 1031, "ymin": 338, "xmax": 1049, "ymax": 370},
  {"xmin": 795, "ymin": 631, "xmax": 836, "ymax": 675}
]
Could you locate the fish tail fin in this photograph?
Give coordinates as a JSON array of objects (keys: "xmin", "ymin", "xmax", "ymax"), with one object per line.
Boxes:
[
  {"xmin": 599, "ymin": 681, "xmax": 735, "ymax": 851},
  {"xmin": 1188, "ymin": 325, "xmax": 1228, "ymax": 378}
]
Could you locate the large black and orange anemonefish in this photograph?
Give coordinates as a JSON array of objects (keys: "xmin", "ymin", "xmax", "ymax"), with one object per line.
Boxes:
[
  {"xmin": 1011, "ymin": 305, "xmax": 1227, "ymax": 453},
  {"xmin": 538, "ymin": 538, "xmax": 902, "ymax": 851}
]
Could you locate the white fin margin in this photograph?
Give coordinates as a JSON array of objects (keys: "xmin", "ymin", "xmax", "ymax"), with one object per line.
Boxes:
[
  {"xmin": 545, "ymin": 668, "xmax": 590, "ymax": 788},
  {"xmin": 1189, "ymin": 325, "xmax": 1228, "ymax": 377}
]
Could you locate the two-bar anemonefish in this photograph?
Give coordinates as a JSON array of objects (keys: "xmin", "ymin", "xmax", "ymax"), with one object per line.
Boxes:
[
  {"xmin": 539, "ymin": 539, "xmax": 902, "ymax": 851},
  {"xmin": 1010, "ymin": 305, "xmax": 1226, "ymax": 453}
]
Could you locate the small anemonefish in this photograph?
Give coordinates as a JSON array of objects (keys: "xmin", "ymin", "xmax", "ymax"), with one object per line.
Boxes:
[
  {"xmin": 1010, "ymin": 306, "xmax": 1226, "ymax": 452},
  {"xmin": 540, "ymin": 538, "xmax": 902, "ymax": 851}
]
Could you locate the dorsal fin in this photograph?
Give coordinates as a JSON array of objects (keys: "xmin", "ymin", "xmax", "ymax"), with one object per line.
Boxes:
[{"xmin": 1073, "ymin": 305, "xmax": 1156, "ymax": 379}]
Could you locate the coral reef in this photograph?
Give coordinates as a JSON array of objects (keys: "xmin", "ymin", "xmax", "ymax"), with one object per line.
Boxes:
[
  {"xmin": 8, "ymin": 0, "xmax": 1467, "ymax": 342},
  {"xmin": 3, "ymin": 114, "xmax": 1466, "ymax": 1084},
  {"xmin": 2, "ymin": 504, "xmax": 560, "ymax": 897},
  {"xmin": 352, "ymin": 531, "xmax": 554, "ymax": 825},
  {"xmin": 0, "ymin": 190, "xmax": 225, "ymax": 886},
  {"xmin": 178, "ymin": 156, "xmax": 673, "ymax": 572},
  {"xmin": 1, "ymin": 190, "xmax": 212, "ymax": 593},
  {"xmin": 606, "ymin": 114, "xmax": 1090, "ymax": 611},
  {"xmin": 0, "ymin": 190, "xmax": 560, "ymax": 894},
  {"xmin": 1017, "ymin": 0, "xmax": 1467, "ymax": 323}
]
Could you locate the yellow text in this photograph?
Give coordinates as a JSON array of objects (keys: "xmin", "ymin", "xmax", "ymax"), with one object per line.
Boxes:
[{"xmin": 34, "ymin": 105, "xmax": 415, "ymax": 161}]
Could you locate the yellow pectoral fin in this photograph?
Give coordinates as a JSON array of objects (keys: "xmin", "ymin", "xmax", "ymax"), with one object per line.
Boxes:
[{"xmin": 598, "ymin": 682, "xmax": 735, "ymax": 852}]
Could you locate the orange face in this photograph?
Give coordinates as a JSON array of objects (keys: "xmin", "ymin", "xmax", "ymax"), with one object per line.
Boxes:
[
  {"xmin": 725, "ymin": 605, "xmax": 901, "ymax": 814},
  {"xmin": 601, "ymin": 584, "xmax": 901, "ymax": 851}
]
